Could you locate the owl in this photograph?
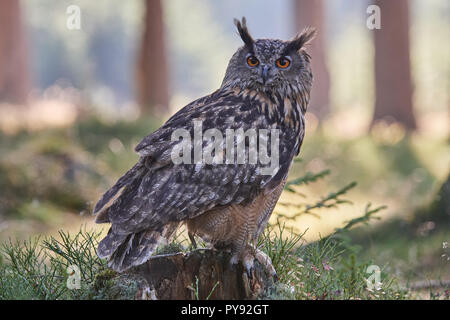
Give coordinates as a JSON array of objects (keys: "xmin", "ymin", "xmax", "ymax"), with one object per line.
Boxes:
[{"xmin": 94, "ymin": 18, "xmax": 315, "ymax": 277}]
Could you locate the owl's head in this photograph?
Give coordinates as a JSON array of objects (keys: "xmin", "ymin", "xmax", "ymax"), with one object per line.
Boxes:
[{"xmin": 222, "ymin": 17, "xmax": 315, "ymax": 95}]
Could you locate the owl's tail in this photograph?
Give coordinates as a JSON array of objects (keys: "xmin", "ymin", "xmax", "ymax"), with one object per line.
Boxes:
[
  {"xmin": 93, "ymin": 161, "xmax": 178, "ymax": 272},
  {"xmin": 97, "ymin": 222, "xmax": 179, "ymax": 272}
]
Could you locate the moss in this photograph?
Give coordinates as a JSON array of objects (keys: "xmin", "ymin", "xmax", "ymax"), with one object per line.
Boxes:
[
  {"xmin": 87, "ymin": 270, "xmax": 144, "ymax": 300},
  {"xmin": 91, "ymin": 269, "xmax": 119, "ymax": 289},
  {"xmin": 155, "ymin": 242, "xmax": 186, "ymax": 255},
  {"xmin": 261, "ymin": 283, "xmax": 297, "ymax": 300}
]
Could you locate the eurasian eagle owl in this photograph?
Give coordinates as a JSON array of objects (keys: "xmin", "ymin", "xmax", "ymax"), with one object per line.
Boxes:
[{"xmin": 94, "ymin": 18, "xmax": 315, "ymax": 277}]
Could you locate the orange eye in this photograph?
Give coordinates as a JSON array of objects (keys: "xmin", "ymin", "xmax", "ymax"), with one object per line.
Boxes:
[
  {"xmin": 246, "ymin": 55, "xmax": 259, "ymax": 67},
  {"xmin": 276, "ymin": 57, "xmax": 291, "ymax": 69}
]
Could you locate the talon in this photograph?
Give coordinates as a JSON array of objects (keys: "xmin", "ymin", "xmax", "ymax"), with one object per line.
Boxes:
[
  {"xmin": 242, "ymin": 255, "xmax": 255, "ymax": 281},
  {"xmin": 253, "ymin": 247, "xmax": 277, "ymax": 279}
]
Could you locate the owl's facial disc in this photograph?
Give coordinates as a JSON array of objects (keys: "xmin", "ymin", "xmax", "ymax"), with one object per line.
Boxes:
[
  {"xmin": 245, "ymin": 49, "xmax": 290, "ymax": 87},
  {"xmin": 245, "ymin": 53, "xmax": 275, "ymax": 85},
  {"xmin": 257, "ymin": 56, "xmax": 292, "ymax": 85},
  {"xmin": 221, "ymin": 18, "xmax": 315, "ymax": 93}
]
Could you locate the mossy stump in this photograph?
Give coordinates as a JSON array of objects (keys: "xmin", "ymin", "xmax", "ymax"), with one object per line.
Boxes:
[{"xmin": 129, "ymin": 249, "xmax": 275, "ymax": 300}]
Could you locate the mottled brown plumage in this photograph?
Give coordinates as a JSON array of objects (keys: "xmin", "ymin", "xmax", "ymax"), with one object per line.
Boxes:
[{"xmin": 94, "ymin": 17, "xmax": 315, "ymax": 274}]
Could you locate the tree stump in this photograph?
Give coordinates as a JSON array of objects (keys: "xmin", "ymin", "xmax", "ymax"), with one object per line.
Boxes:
[{"xmin": 130, "ymin": 249, "xmax": 275, "ymax": 300}]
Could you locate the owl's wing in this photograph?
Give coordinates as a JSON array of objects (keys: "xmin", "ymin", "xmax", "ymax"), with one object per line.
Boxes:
[{"xmin": 95, "ymin": 91, "xmax": 298, "ymax": 235}]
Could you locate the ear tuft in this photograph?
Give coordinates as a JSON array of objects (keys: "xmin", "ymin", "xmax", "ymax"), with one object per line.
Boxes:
[
  {"xmin": 234, "ymin": 17, "xmax": 254, "ymax": 48},
  {"xmin": 284, "ymin": 27, "xmax": 316, "ymax": 53}
]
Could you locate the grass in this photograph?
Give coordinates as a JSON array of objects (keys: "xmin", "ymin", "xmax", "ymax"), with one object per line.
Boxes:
[
  {"xmin": 0, "ymin": 167, "xmax": 418, "ymax": 300},
  {"xmin": 0, "ymin": 114, "xmax": 447, "ymax": 299},
  {"xmin": 346, "ymin": 179, "xmax": 450, "ymax": 299},
  {"xmin": 258, "ymin": 208, "xmax": 408, "ymax": 300},
  {"xmin": 0, "ymin": 229, "xmax": 107, "ymax": 300},
  {"xmin": 0, "ymin": 222, "xmax": 410, "ymax": 300},
  {"xmin": 188, "ymin": 276, "xmax": 220, "ymax": 300}
]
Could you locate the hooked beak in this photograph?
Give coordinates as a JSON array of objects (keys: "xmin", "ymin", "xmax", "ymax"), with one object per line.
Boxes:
[{"xmin": 261, "ymin": 65, "xmax": 270, "ymax": 84}]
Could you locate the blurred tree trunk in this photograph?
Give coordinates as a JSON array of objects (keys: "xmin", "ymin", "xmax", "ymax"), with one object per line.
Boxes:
[
  {"xmin": 0, "ymin": 0, "xmax": 31, "ymax": 105},
  {"xmin": 293, "ymin": 0, "xmax": 330, "ymax": 120},
  {"xmin": 372, "ymin": 0, "xmax": 416, "ymax": 130},
  {"xmin": 136, "ymin": 0, "xmax": 169, "ymax": 116}
]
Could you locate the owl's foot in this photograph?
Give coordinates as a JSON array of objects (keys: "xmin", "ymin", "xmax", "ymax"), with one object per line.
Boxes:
[{"xmin": 229, "ymin": 246, "xmax": 278, "ymax": 282}]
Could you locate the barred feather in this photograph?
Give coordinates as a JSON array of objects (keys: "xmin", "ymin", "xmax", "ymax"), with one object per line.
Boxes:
[
  {"xmin": 93, "ymin": 161, "xmax": 145, "ymax": 215},
  {"xmin": 98, "ymin": 223, "xmax": 178, "ymax": 272}
]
